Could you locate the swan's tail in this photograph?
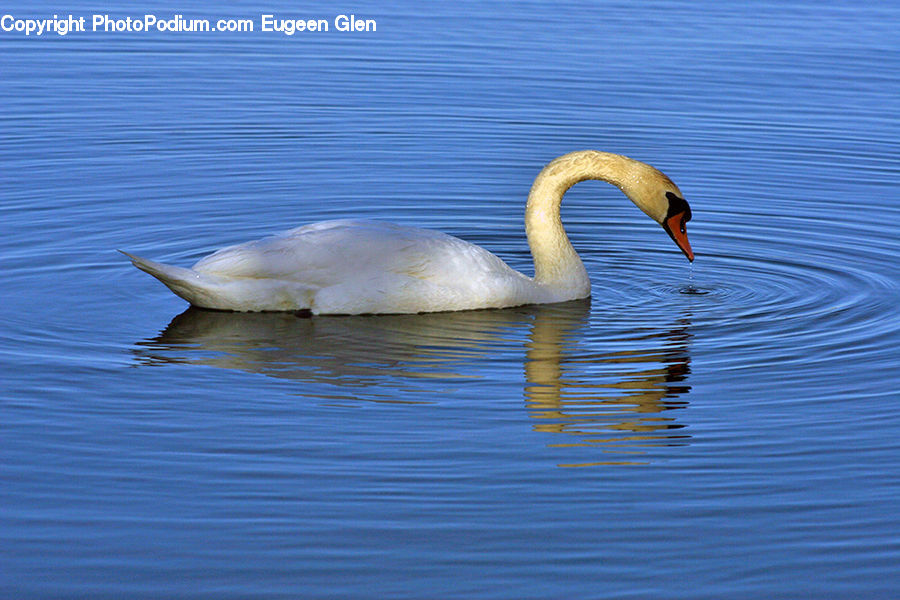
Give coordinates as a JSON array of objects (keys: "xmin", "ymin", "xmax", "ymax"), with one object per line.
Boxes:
[
  {"xmin": 121, "ymin": 250, "xmax": 315, "ymax": 311},
  {"xmin": 120, "ymin": 250, "xmax": 226, "ymax": 309}
]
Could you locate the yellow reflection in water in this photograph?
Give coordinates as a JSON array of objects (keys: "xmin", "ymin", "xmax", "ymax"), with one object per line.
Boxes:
[{"xmin": 524, "ymin": 309, "xmax": 692, "ymax": 465}]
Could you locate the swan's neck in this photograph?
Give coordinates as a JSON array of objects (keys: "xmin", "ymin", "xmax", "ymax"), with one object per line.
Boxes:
[{"xmin": 525, "ymin": 151, "xmax": 636, "ymax": 296}]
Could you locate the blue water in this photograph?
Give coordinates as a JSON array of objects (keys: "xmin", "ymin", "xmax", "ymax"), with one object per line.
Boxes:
[{"xmin": 2, "ymin": 1, "xmax": 899, "ymax": 598}]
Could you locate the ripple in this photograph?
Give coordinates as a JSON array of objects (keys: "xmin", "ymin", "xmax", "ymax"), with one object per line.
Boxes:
[
  {"xmin": 678, "ymin": 285, "xmax": 711, "ymax": 296},
  {"xmin": 649, "ymin": 283, "xmax": 715, "ymax": 297},
  {"xmin": 557, "ymin": 195, "xmax": 888, "ymax": 381},
  {"xmin": 612, "ymin": 206, "xmax": 900, "ymax": 378}
]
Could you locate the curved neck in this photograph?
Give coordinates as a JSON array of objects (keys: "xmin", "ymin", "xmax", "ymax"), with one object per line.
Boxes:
[{"xmin": 525, "ymin": 151, "xmax": 636, "ymax": 294}]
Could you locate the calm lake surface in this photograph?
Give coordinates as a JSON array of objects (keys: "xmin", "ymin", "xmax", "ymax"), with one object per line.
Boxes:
[{"xmin": 2, "ymin": 1, "xmax": 899, "ymax": 598}]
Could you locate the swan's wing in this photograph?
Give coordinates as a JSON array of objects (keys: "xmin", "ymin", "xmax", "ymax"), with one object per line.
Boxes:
[
  {"xmin": 192, "ymin": 219, "xmax": 522, "ymax": 288},
  {"xmin": 132, "ymin": 219, "xmax": 546, "ymax": 313},
  {"xmin": 188, "ymin": 219, "xmax": 545, "ymax": 312}
]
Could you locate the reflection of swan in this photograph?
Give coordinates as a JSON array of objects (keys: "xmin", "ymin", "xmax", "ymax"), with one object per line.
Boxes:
[
  {"xmin": 134, "ymin": 304, "xmax": 693, "ymax": 463},
  {"xmin": 524, "ymin": 316, "xmax": 692, "ymax": 466},
  {"xmin": 123, "ymin": 151, "xmax": 694, "ymax": 314},
  {"xmin": 134, "ymin": 304, "xmax": 578, "ymax": 386}
]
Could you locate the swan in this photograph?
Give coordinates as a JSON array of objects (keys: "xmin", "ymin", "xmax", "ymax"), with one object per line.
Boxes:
[{"xmin": 123, "ymin": 150, "xmax": 694, "ymax": 314}]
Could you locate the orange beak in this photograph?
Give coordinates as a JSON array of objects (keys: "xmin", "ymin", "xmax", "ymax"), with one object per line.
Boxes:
[{"xmin": 664, "ymin": 212, "xmax": 694, "ymax": 262}]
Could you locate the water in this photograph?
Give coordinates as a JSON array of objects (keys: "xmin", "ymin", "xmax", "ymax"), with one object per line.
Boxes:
[{"xmin": 2, "ymin": 1, "xmax": 899, "ymax": 598}]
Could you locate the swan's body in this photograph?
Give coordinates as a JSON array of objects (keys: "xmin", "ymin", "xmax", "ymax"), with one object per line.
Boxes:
[
  {"xmin": 124, "ymin": 220, "xmax": 554, "ymax": 313},
  {"xmin": 125, "ymin": 151, "xmax": 694, "ymax": 314}
]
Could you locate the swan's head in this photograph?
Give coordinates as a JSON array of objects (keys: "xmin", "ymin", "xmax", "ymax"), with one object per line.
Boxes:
[
  {"xmin": 659, "ymin": 189, "xmax": 694, "ymax": 263},
  {"xmin": 618, "ymin": 158, "xmax": 694, "ymax": 262}
]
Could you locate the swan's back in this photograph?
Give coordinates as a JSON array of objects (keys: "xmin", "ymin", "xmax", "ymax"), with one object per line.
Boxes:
[{"xmin": 195, "ymin": 220, "xmax": 493, "ymax": 281}]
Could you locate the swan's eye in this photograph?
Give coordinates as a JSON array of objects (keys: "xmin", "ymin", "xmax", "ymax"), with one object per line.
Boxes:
[
  {"xmin": 680, "ymin": 219, "xmax": 687, "ymax": 234},
  {"xmin": 665, "ymin": 191, "xmax": 692, "ymax": 222}
]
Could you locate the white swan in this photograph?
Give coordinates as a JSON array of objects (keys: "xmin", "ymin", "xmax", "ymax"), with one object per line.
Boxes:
[{"xmin": 123, "ymin": 150, "xmax": 694, "ymax": 314}]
